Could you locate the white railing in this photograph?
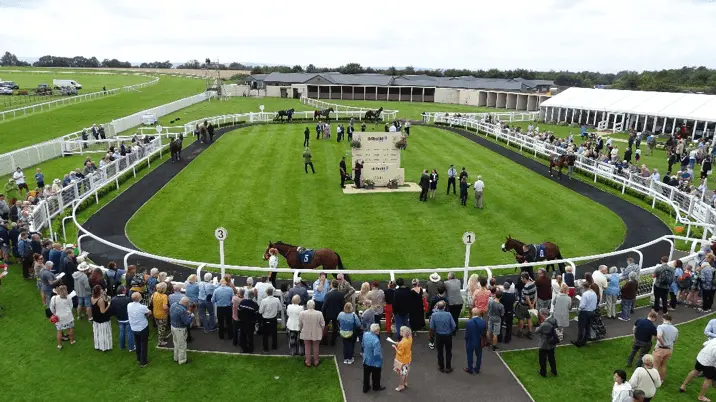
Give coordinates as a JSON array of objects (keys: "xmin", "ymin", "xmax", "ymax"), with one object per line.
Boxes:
[
  {"xmin": 301, "ymin": 96, "xmax": 399, "ymax": 121},
  {"xmin": 0, "ymin": 76, "xmax": 159, "ymax": 121},
  {"xmin": 0, "ymin": 89, "xmax": 208, "ymax": 176},
  {"xmin": 433, "ymin": 115, "xmax": 716, "ymax": 239},
  {"xmin": 422, "ymin": 111, "xmax": 540, "ymax": 123},
  {"xmin": 29, "ymin": 137, "xmax": 164, "ymax": 233}
]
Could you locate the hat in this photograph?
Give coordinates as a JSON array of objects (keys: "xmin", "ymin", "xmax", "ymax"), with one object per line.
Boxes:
[
  {"xmin": 429, "ymin": 273, "xmax": 441, "ymax": 283},
  {"xmin": 64, "ymin": 243, "xmax": 74, "ymax": 250},
  {"xmin": 710, "ymin": 236, "xmax": 716, "ymax": 242},
  {"xmin": 77, "ymin": 262, "xmax": 90, "ymax": 271},
  {"xmin": 503, "ymin": 281, "xmax": 512, "ymax": 290},
  {"xmin": 76, "ymin": 256, "xmax": 85, "ymax": 263}
]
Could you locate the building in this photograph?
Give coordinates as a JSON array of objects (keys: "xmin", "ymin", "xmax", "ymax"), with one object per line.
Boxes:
[
  {"xmin": 230, "ymin": 72, "xmax": 553, "ymax": 111},
  {"xmin": 540, "ymin": 87, "xmax": 716, "ymax": 137}
]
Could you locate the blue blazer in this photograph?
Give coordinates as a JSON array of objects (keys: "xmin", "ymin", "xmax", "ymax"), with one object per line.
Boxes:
[{"xmin": 465, "ymin": 317, "xmax": 487, "ymax": 346}]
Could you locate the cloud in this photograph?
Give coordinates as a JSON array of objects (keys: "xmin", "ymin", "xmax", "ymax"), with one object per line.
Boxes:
[{"xmin": 1, "ymin": 0, "xmax": 715, "ymax": 72}]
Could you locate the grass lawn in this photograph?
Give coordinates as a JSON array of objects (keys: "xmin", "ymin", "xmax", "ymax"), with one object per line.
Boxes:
[
  {"xmin": 0, "ymin": 265, "xmax": 343, "ymax": 401},
  {"xmin": 0, "ymin": 75, "xmax": 205, "ymax": 153},
  {"xmin": 126, "ymin": 124, "xmax": 625, "ymax": 277},
  {"xmin": 501, "ymin": 314, "xmax": 715, "ymax": 402}
]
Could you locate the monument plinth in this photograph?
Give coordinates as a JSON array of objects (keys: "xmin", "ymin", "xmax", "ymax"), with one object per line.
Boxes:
[{"xmin": 351, "ymin": 132, "xmax": 405, "ymax": 187}]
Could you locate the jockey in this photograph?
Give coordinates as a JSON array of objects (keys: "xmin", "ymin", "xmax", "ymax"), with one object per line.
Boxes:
[
  {"xmin": 296, "ymin": 246, "xmax": 305, "ymax": 255},
  {"xmin": 522, "ymin": 244, "xmax": 537, "ymax": 262}
]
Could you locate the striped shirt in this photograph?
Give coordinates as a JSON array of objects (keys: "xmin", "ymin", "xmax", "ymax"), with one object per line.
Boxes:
[{"xmin": 520, "ymin": 281, "xmax": 536, "ymax": 306}]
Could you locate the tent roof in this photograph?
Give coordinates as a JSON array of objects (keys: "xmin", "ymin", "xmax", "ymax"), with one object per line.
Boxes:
[{"xmin": 541, "ymin": 87, "xmax": 716, "ymax": 122}]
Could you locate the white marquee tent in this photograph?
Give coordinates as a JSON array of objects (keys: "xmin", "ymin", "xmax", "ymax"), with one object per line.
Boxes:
[{"xmin": 539, "ymin": 87, "xmax": 716, "ymax": 137}]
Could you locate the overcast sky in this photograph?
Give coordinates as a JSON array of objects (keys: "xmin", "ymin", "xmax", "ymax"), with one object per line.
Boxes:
[{"xmin": 3, "ymin": 0, "xmax": 715, "ymax": 73}]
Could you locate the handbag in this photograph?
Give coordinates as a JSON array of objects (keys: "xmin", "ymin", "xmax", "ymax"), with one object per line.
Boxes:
[
  {"xmin": 480, "ymin": 335, "xmax": 490, "ymax": 348},
  {"xmin": 644, "ymin": 367, "xmax": 658, "ymax": 387},
  {"xmin": 393, "ymin": 358, "xmax": 404, "ymax": 374}
]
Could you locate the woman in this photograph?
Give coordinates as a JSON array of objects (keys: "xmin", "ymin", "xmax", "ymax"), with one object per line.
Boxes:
[
  {"xmin": 152, "ymin": 282, "xmax": 170, "ymax": 346},
  {"xmin": 49, "ymin": 285, "xmax": 75, "ymax": 349},
  {"xmin": 89, "ymin": 268, "xmax": 107, "ymax": 290},
  {"xmin": 393, "ymin": 326, "xmax": 413, "ymax": 392},
  {"xmin": 299, "ymin": 300, "xmax": 325, "ymax": 367},
  {"xmin": 466, "ymin": 274, "xmax": 479, "ymax": 307},
  {"xmin": 90, "ymin": 284, "xmax": 112, "ymax": 351},
  {"xmin": 357, "ymin": 282, "xmax": 370, "ymax": 309},
  {"xmin": 552, "ymin": 283, "xmax": 571, "ymax": 342},
  {"xmin": 459, "ymin": 176, "xmax": 469, "ymax": 206},
  {"xmin": 612, "ymin": 369, "xmax": 633, "ymax": 402},
  {"xmin": 185, "ymin": 274, "xmax": 200, "ymax": 327},
  {"xmin": 619, "ymin": 271, "xmax": 638, "ymax": 321},
  {"xmin": 286, "ymin": 294, "xmax": 304, "ymax": 356},
  {"xmin": 472, "ymin": 278, "xmax": 491, "ymax": 315},
  {"xmin": 628, "ymin": 354, "xmax": 662, "ymax": 402},
  {"xmin": 604, "ymin": 267, "xmax": 620, "ymax": 319},
  {"xmin": 337, "ymin": 302, "xmax": 361, "ymax": 364},
  {"xmin": 670, "ymin": 260, "xmax": 684, "ymax": 310},
  {"xmin": 33, "ymin": 254, "xmax": 46, "ymax": 302},
  {"xmin": 409, "ymin": 279, "xmax": 426, "ymax": 334},
  {"xmin": 105, "ymin": 261, "xmax": 124, "ymax": 297},
  {"xmin": 267, "ymin": 247, "xmax": 278, "ymax": 287},
  {"xmin": 429, "ymin": 169, "xmax": 438, "ymax": 199}
]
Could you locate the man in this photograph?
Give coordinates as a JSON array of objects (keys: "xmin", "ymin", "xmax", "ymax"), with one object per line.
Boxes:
[
  {"xmin": 701, "ymin": 262, "xmax": 716, "ymax": 313},
  {"xmin": 487, "ymin": 290, "xmax": 505, "ymax": 351},
  {"xmin": 419, "ymin": 170, "xmax": 430, "ymax": 202},
  {"xmin": 592, "ymin": 265, "xmax": 608, "ymax": 301},
  {"xmin": 426, "ymin": 273, "xmax": 443, "ymax": 305},
  {"xmin": 459, "ymin": 167, "xmax": 468, "ymax": 181},
  {"xmin": 303, "ymin": 127, "xmax": 310, "ymax": 147},
  {"xmin": 444, "ymin": 272, "xmax": 463, "ymax": 336},
  {"xmin": 652, "ymin": 256, "xmax": 674, "ymax": 314},
  {"xmin": 653, "ymin": 313, "xmax": 678, "ymax": 381},
  {"xmin": 339, "ymin": 157, "xmax": 347, "ymax": 189},
  {"xmin": 535, "ymin": 308, "xmax": 558, "ymax": 377},
  {"xmin": 254, "ymin": 276, "xmax": 271, "ymax": 306},
  {"xmin": 303, "ymin": 147, "xmax": 315, "ymax": 174},
  {"xmin": 621, "ymin": 257, "xmax": 640, "ymax": 280},
  {"xmin": 12, "ymin": 168, "xmax": 28, "ymax": 197},
  {"xmin": 170, "ymin": 296, "xmax": 194, "ymax": 364},
  {"xmin": 213, "ymin": 279, "xmax": 234, "ymax": 340},
  {"xmin": 446, "ymin": 165, "xmax": 457, "ymax": 195},
  {"xmin": 287, "ymin": 279, "xmax": 309, "ymax": 306},
  {"xmin": 315, "ymin": 122, "xmax": 322, "ymax": 140},
  {"xmin": 336, "ymin": 273, "xmax": 355, "ymax": 302},
  {"xmin": 571, "ymin": 281, "xmax": 597, "ymax": 348},
  {"xmin": 361, "ymin": 122, "xmax": 367, "ymax": 132},
  {"xmin": 626, "ymin": 311, "xmax": 657, "ymax": 367},
  {"xmin": 464, "ymin": 308, "xmax": 487, "ymax": 374},
  {"xmin": 39, "ymin": 261, "xmax": 61, "ymax": 306},
  {"xmin": 61, "ymin": 248, "xmax": 77, "ymax": 293},
  {"xmin": 366, "ymin": 281, "xmax": 385, "ymax": 324},
  {"xmin": 473, "ymin": 175, "xmax": 485, "ymax": 209},
  {"xmin": 392, "ymin": 278, "xmax": 412, "ymax": 340},
  {"xmin": 632, "ymin": 389, "xmax": 646, "ymax": 402},
  {"xmin": 362, "ymin": 323, "xmax": 385, "ymax": 393},
  {"xmin": 238, "ymin": 289, "xmax": 259, "ymax": 353},
  {"xmin": 535, "ymin": 269, "xmax": 552, "ymax": 319},
  {"xmin": 127, "ymin": 292, "xmax": 152, "ymax": 368},
  {"xmin": 168, "ymin": 284, "xmax": 183, "ymax": 307},
  {"xmin": 312, "ymin": 272, "xmax": 329, "ymax": 311},
  {"xmin": 516, "ymin": 272, "xmax": 536, "ymax": 339},
  {"xmin": 259, "ymin": 287, "xmax": 281, "ymax": 352},
  {"xmin": 705, "ymin": 318, "xmax": 716, "ymax": 340},
  {"xmin": 500, "ymin": 282, "xmax": 516, "ymax": 344},
  {"xmin": 430, "ymin": 301, "xmax": 456, "ymax": 373},
  {"xmin": 361, "ymin": 301, "xmax": 376, "ymax": 336},
  {"xmin": 680, "ymin": 338, "xmax": 716, "ymax": 400},
  {"xmin": 0, "ymin": 194, "xmax": 9, "ymax": 220},
  {"xmin": 322, "ymin": 280, "xmax": 345, "ymax": 346},
  {"xmin": 17, "ymin": 231, "xmax": 32, "ymax": 279},
  {"xmin": 112, "ymin": 286, "xmax": 134, "ymax": 351}
]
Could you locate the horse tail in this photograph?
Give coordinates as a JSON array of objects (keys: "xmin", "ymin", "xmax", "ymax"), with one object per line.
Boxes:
[{"xmin": 336, "ymin": 252, "xmax": 344, "ymax": 270}]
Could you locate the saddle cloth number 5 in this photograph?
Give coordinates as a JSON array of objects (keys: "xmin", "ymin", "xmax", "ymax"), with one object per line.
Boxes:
[{"xmin": 303, "ymin": 254, "xmax": 310, "ymax": 263}]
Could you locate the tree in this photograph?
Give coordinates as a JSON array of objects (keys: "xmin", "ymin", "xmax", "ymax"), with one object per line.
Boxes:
[
  {"xmin": 250, "ymin": 66, "xmax": 263, "ymax": 75},
  {"xmin": 341, "ymin": 63, "xmax": 364, "ymax": 74},
  {"xmin": 1, "ymin": 51, "xmax": 19, "ymax": 66},
  {"xmin": 290, "ymin": 65, "xmax": 304, "ymax": 73},
  {"xmin": 306, "ymin": 64, "xmax": 317, "ymax": 73},
  {"xmin": 403, "ymin": 66, "xmax": 415, "ymax": 75}
]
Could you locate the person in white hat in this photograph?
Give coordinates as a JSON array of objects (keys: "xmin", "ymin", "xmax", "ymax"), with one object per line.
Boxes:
[
  {"xmin": 72, "ymin": 262, "xmax": 93, "ymax": 320},
  {"xmin": 426, "ymin": 273, "xmax": 443, "ymax": 303}
]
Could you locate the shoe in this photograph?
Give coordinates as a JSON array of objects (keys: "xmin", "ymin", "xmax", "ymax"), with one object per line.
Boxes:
[
  {"xmin": 428, "ymin": 342, "xmax": 435, "ymax": 350},
  {"xmin": 70, "ymin": 340, "xmax": 76, "ymax": 345},
  {"xmin": 140, "ymin": 361, "xmax": 150, "ymax": 368},
  {"xmin": 618, "ymin": 317, "xmax": 628, "ymax": 321},
  {"xmin": 88, "ymin": 317, "xmax": 93, "ymax": 322},
  {"xmin": 363, "ymin": 388, "xmax": 370, "ymax": 393},
  {"xmin": 526, "ymin": 333, "xmax": 533, "ymax": 340},
  {"xmin": 57, "ymin": 345, "xmax": 63, "ymax": 350},
  {"xmin": 438, "ymin": 367, "xmax": 445, "ymax": 373},
  {"xmin": 552, "ymin": 372, "xmax": 558, "ymax": 376},
  {"xmin": 374, "ymin": 386, "xmax": 386, "ymax": 391},
  {"xmin": 446, "ymin": 368, "xmax": 453, "ymax": 373},
  {"xmin": 343, "ymin": 359, "xmax": 348, "ymax": 364},
  {"xmin": 346, "ymin": 358, "xmax": 354, "ymax": 365},
  {"xmin": 129, "ymin": 349, "xmax": 135, "ymax": 353},
  {"xmin": 492, "ymin": 346, "xmax": 499, "ymax": 351},
  {"xmin": 463, "ymin": 368, "xmax": 473, "ymax": 374},
  {"xmin": 538, "ymin": 371, "xmax": 546, "ymax": 377}
]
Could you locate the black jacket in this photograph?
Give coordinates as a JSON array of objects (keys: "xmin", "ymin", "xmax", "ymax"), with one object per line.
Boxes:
[
  {"xmin": 112, "ymin": 295, "xmax": 131, "ymax": 320},
  {"xmin": 392, "ymin": 287, "xmax": 413, "ymax": 316},
  {"xmin": 63, "ymin": 256, "xmax": 77, "ymax": 291},
  {"xmin": 304, "ymin": 128, "xmax": 309, "ymax": 138},
  {"xmin": 322, "ymin": 289, "xmax": 345, "ymax": 320},
  {"xmin": 239, "ymin": 299, "xmax": 260, "ymax": 323},
  {"xmin": 419, "ymin": 174, "xmax": 429, "ymax": 189},
  {"xmin": 501, "ymin": 292, "xmax": 516, "ymax": 314}
]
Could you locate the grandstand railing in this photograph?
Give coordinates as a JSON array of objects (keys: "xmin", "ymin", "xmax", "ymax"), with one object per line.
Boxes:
[
  {"xmin": 29, "ymin": 137, "xmax": 164, "ymax": 233},
  {"xmin": 422, "ymin": 111, "xmax": 540, "ymax": 124},
  {"xmin": 430, "ymin": 114, "xmax": 716, "ymax": 240},
  {"xmin": 0, "ymin": 76, "xmax": 159, "ymax": 121}
]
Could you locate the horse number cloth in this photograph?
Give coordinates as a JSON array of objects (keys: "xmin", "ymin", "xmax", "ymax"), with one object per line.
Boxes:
[
  {"xmin": 533, "ymin": 244, "xmax": 546, "ymax": 259},
  {"xmin": 299, "ymin": 249, "xmax": 315, "ymax": 264}
]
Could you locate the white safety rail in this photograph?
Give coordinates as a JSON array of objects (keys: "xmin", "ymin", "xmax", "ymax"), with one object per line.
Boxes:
[
  {"xmin": 0, "ymin": 89, "xmax": 209, "ymax": 176},
  {"xmin": 422, "ymin": 111, "xmax": 540, "ymax": 123},
  {"xmin": 0, "ymin": 76, "xmax": 159, "ymax": 121},
  {"xmin": 30, "ymin": 137, "xmax": 164, "ymax": 233},
  {"xmin": 60, "ymin": 135, "xmax": 174, "ymax": 155},
  {"xmin": 434, "ymin": 115, "xmax": 716, "ymax": 239},
  {"xmin": 301, "ymin": 96, "xmax": 399, "ymax": 121}
]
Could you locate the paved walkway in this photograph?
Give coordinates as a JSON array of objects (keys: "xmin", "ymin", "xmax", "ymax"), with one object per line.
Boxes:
[{"xmin": 78, "ymin": 122, "xmax": 686, "ymax": 401}]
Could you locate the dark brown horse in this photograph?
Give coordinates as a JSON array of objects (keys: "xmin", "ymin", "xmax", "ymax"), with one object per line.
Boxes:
[
  {"xmin": 549, "ymin": 154, "xmax": 574, "ymax": 179},
  {"xmin": 364, "ymin": 107, "xmax": 383, "ymax": 122},
  {"xmin": 314, "ymin": 108, "xmax": 334, "ymax": 120},
  {"xmin": 263, "ymin": 241, "xmax": 348, "ymax": 281},
  {"xmin": 501, "ymin": 235, "xmax": 565, "ymax": 275}
]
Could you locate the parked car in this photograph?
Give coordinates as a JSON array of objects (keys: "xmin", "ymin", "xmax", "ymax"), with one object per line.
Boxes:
[
  {"xmin": 0, "ymin": 87, "xmax": 13, "ymax": 95},
  {"xmin": 0, "ymin": 81, "xmax": 19, "ymax": 89}
]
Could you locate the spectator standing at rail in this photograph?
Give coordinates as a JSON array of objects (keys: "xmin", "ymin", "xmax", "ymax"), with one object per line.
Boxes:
[
  {"xmin": 312, "ymin": 272, "xmax": 329, "ymax": 311},
  {"xmin": 516, "ymin": 272, "xmax": 536, "ymax": 339},
  {"xmin": 170, "ymin": 297, "xmax": 194, "ymax": 364},
  {"xmin": 366, "ymin": 281, "xmax": 385, "ymax": 325},
  {"xmin": 213, "ymin": 279, "xmax": 234, "ymax": 340},
  {"xmin": 464, "ymin": 308, "xmax": 486, "ymax": 374},
  {"xmin": 444, "ymin": 272, "xmax": 463, "ymax": 336},
  {"xmin": 430, "ymin": 301, "xmax": 456, "ymax": 373},
  {"xmin": 652, "ymin": 256, "xmax": 674, "ymax": 314},
  {"xmin": 572, "ymin": 281, "xmax": 597, "ymax": 348},
  {"xmin": 700, "ymin": 262, "xmax": 715, "ymax": 313},
  {"xmin": 259, "ymin": 287, "xmax": 281, "ymax": 352},
  {"xmin": 392, "ymin": 278, "xmax": 412, "ymax": 340},
  {"xmin": 322, "ymin": 280, "xmax": 345, "ymax": 346},
  {"xmin": 127, "ymin": 292, "xmax": 151, "ymax": 367}
]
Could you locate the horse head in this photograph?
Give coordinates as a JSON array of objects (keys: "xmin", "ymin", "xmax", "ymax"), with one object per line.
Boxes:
[
  {"xmin": 263, "ymin": 242, "xmax": 274, "ymax": 261},
  {"xmin": 501, "ymin": 235, "xmax": 522, "ymax": 253}
]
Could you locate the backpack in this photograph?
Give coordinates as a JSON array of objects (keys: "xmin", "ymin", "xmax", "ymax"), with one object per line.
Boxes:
[
  {"xmin": 677, "ymin": 274, "xmax": 692, "ymax": 290},
  {"xmin": 657, "ymin": 267, "xmax": 674, "ymax": 287},
  {"xmin": 130, "ymin": 273, "xmax": 146, "ymax": 289},
  {"xmin": 106, "ymin": 270, "xmax": 121, "ymax": 296},
  {"xmin": 547, "ymin": 324, "xmax": 560, "ymax": 346}
]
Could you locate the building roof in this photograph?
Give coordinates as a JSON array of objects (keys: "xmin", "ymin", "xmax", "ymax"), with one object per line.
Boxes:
[{"xmin": 541, "ymin": 87, "xmax": 716, "ymax": 121}]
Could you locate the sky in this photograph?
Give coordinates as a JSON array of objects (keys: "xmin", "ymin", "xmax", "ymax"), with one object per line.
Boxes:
[{"xmin": 2, "ymin": 0, "xmax": 716, "ymax": 73}]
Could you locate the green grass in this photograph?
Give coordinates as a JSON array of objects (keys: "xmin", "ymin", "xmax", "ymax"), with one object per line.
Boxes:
[
  {"xmin": 0, "ymin": 265, "xmax": 342, "ymax": 401},
  {"xmin": 0, "ymin": 76, "xmax": 205, "ymax": 153},
  {"xmin": 126, "ymin": 124, "xmax": 625, "ymax": 275},
  {"xmin": 501, "ymin": 314, "xmax": 715, "ymax": 402},
  {"xmin": 0, "ymin": 154, "xmax": 88, "ymax": 195}
]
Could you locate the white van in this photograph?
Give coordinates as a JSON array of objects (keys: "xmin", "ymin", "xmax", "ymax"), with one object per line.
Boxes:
[{"xmin": 53, "ymin": 79, "xmax": 82, "ymax": 89}]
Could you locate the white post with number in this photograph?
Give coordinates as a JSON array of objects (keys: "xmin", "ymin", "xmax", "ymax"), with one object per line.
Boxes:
[
  {"xmin": 462, "ymin": 231, "xmax": 476, "ymax": 289},
  {"xmin": 215, "ymin": 227, "xmax": 228, "ymax": 277}
]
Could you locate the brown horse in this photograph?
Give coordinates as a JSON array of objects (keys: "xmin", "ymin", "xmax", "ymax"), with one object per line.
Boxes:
[
  {"xmin": 501, "ymin": 235, "xmax": 565, "ymax": 275},
  {"xmin": 549, "ymin": 154, "xmax": 572, "ymax": 179},
  {"xmin": 263, "ymin": 241, "xmax": 348, "ymax": 282},
  {"xmin": 314, "ymin": 108, "xmax": 334, "ymax": 120}
]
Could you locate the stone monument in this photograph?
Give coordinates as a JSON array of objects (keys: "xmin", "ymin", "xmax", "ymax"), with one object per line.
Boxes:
[{"xmin": 351, "ymin": 132, "xmax": 405, "ymax": 186}]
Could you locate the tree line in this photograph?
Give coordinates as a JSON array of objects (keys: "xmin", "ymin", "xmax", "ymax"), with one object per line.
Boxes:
[{"xmin": 3, "ymin": 51, "xmax": 716, "ymax": 93}]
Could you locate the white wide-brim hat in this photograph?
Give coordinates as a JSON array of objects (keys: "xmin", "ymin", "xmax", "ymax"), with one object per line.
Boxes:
[{"xmin": 429, "ymin": 273, "xmax": 441, "ymax": 283}]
